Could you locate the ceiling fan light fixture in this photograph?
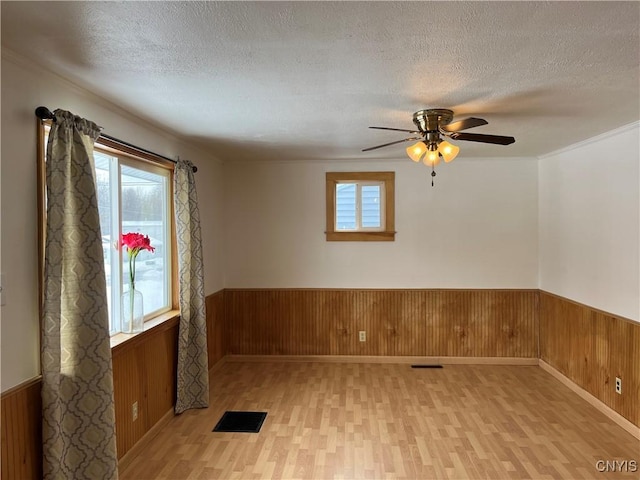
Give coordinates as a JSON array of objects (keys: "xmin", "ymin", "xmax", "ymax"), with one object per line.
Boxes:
[
  {"xmin": 406, "ymin": 142, "xmax": 427, "ymax": 162},
  {"xmin": 364, "ymin": 109, "xmax": 515, "ymax": 186},
  {"xmin": 422, "ymin": 148, "xmax": 440, "ymax": 166},
  {"xmin": 438, "ymin": 140, "xmax": 460, "ymax": 163}
]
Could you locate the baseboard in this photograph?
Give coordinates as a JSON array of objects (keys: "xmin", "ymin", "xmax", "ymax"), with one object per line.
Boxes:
[
  {"xmin": 118, "ymin": 355, "xmax": 228, "ymax": 473},
  {"xmin": 539, "ymin": 360, "xmax": 640, "ymax": 440},
  {"xmin": 117, "ymin": 408, "xmax": 174, "ymax": 472},
  {"xmin": 224, "ymin": 354, "xmax": 538, "ymax": 366},
  {"xmin": 209, "ymin": 354, "xmax": 228, "ymax": 374}
]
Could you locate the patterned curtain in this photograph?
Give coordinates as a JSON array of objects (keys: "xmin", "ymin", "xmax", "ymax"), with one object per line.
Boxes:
[
  {"xmin": 41, "ymin": 110, "xmax": 118, "ymax": 479},
  {"xmin": 174, "ymin": 159, "xmax": 209, "ymax": 414}
]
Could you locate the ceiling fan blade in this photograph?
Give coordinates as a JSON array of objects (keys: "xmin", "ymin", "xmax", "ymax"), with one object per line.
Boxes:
[
  {"xmin": 449, "ymin": 132, "xmax": 515, "ymax": 145},
  {"xmin": 369, "ymin": 126, "xmax": 421, "ymax": 134},
  {"xmin": 440, "ymin": 117, "xmax": 488, "ymax": 132},
  {"xmin": 362, "ymin": 136, "xmax": 422, "ymax": 152}
]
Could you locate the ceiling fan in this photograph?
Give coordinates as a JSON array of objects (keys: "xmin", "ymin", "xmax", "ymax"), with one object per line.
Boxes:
[{"xmin": 362, "ymin": 108, "xmax": 515, "ymax": 185}]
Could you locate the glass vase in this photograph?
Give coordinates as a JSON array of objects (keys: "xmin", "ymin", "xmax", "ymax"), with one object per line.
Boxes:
[{"xmin": 121, "ymin": 287, "xmax": 144, "ymax": 334}]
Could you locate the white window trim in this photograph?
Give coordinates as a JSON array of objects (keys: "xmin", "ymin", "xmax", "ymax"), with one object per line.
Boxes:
[
  {"xmin": 111, "ymin": 152, "xmax": 173, "ymax": 328},
  {"xmin": 335, "ymin": 180, "xmax": 385, "ymax": 232}
]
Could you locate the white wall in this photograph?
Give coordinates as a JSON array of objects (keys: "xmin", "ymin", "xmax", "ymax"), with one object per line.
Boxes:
[
  {"xmin": 224, "ymin": 156, "xmax": 539, "ymax": 288},
  {"xmin": 0, "ymin": 52, "xmax": 225, "ymax": 392},
  {"xmin": 539, "ymin": 124, "xmax": 640, "ymax": 322}
]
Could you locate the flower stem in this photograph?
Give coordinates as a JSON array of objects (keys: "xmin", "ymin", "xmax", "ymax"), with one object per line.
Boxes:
[{"xmin": 128, "ymin": 250, "xmax": 136, "ymax": 333}]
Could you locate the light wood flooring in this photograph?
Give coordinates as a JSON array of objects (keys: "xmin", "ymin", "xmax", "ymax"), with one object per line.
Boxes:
[{"xmin": 120, "ymin": 361, "xmax": 639, "ymax": 479}]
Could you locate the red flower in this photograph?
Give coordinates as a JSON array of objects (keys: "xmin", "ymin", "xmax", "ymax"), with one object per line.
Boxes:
[
  {"xmin": 119, "ymin": 232, "xmax": 155, "ymax": 289},
  {"xmin": 121, "ymin": 232, "xmax": 155, "ymax": 257}
]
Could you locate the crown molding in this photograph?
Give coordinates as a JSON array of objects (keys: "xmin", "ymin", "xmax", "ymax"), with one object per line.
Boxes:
[
  {"xmin": 222, "ymin": 155, "xmax": 536, "ymax": 166},
  {"xmin": 539, "ymin": 121, "xmax": 640, "ymax": 159},
  {"xmin": 2, "ymin": 47, "xmax": 223, "ymax": 167}
]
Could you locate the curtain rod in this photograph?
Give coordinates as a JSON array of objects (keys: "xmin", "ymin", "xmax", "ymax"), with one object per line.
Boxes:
[{"xmin": 35, "ymin": 106, "xmax": 197, "ymax": 173}]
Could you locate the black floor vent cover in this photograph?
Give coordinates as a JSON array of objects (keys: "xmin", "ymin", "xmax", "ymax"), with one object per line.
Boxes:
[
  {"xmin": 213, "ymin": 411, "xmax": 267, "ymax": 433},
  {"xmin": 411, "ymin": 364, "xmax": 444, "ymax": 369}
]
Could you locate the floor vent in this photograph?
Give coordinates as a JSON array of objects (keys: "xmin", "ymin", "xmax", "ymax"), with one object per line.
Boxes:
[{"xmin": 213, "ymin": 411, "xmax": 267, "ymax": 433}]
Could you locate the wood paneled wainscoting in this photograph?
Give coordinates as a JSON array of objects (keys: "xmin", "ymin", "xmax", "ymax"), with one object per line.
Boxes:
[
  {"xmin": 224, "ymin": 289, "xmax": 539, "ymax": 358},
  {"xmin": 0, "ymin": 290, "xmax": 225, "ymax": 480},
  {"xmin": 111, "ymin": 316, "xmax": 179, "ymax": 459},
  {"xmin": 4, "ymin": 289, "xmax": 638, "ymax": 478},
  {"xmin": 206, "ymin": 289, "xmax": 226, "ymax": 368},
  {"xmin": 0, "ymin": 378, "xmax": 42, "ymax": 479},
  {"xmin": 539, "ymin": 291, "xmax": 640, "ymax": 429}
]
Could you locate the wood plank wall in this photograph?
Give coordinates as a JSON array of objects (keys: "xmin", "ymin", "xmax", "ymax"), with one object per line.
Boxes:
[
  {"xmin": 0, "ymin": 378, "xmax": 42, "ymax": 480},
  {"xmin": 224, "ymin": 289, "xmax": 539, "ymax": 357},
  {"xmin": 539, "ymin": 291, "xmax": 640, "ymax": 427},
  {"xmin": 0, "ymin": 290, "xmax": 225, "ymax": 479},
  {"xmin": 206, "ymin": 290, "xmax": 226, "ymax": 368},
  {"xmin": 112, "ymin": 318, "xmax": 179, "ymax": 459}
]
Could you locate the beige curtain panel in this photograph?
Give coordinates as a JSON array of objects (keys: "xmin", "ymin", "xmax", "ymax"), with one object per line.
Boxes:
[
  {"xmin": 41, "ymin": 109, "xmax": 118, "ymax": 479},
  {"xmin": 174, "ymin": 158, "xmax": 209, "ymax": 414}
]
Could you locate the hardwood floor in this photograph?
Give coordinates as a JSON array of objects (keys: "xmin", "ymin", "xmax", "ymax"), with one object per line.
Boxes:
[{"xmin": 120, "ymin": 361, "xmax": 639, "ymax": 479}]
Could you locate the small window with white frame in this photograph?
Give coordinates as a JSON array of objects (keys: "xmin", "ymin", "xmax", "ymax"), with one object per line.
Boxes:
[
  {"xmin": 326, "ymin": 172, "xmax": 395, "ymax": 241},
  {"xmin": 335, "ymin": 181, "xmax": 385, "ymax": 231}
]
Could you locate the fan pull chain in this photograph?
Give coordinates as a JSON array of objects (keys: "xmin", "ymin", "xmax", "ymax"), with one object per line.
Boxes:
[{"xmin": 431, "ymin": 165, "xmax": 436, "ymax": 187}]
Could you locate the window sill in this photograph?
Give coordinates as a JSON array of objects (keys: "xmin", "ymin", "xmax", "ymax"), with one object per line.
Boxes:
[
  {"xmin": 110, "ymin": 309, "xmax": 180, "ymax": 352},
  {"xmin": 325, "ymin": 231, "xmax": 396, "ymax": 241}
]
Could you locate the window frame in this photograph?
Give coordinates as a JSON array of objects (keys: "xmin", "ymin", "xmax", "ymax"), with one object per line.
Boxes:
[
  {"xmin": 38, "ymin": 121, "xmax": 179, "ymax": 335},
  {"xmin": 325, "ymin": 171, "xmax": 395, "ymax": 241},
  {"xmin": 334, "ymin": 181, "xmax": 386, "ymax": 232},
  {"xmin": 96, "ymin": 138, "xmax": 179, "ymax": 315}
]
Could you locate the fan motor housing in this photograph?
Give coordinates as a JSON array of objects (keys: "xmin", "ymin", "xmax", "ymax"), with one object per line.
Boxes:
[{"xmin": 413, "ymin": 109, "xmax": 454, "ymax": 132}]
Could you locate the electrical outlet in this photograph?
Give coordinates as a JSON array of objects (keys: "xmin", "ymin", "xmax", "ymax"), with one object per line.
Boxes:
[
  {"xmin": 359, "ymin": 331, "xmax": 366, "ymax": 342},
  {"xmin": 615, "ymin": 377, "xmax": 622, "ymax": 395},
  {"xmin": 132, "ymin": 401, "xmax": 139, "ymax": 421}
]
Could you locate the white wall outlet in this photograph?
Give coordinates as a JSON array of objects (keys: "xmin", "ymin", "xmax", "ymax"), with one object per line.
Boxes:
[
  {"xmin": 615, "ymin": 377, "xmax": 622, "ymax": 395},
  {"xmin": 132, "ymin": 401, "xmax": 139, "ymax": 420},
  {"xmin": 359, "ymin": 331, "xmax": 366, "ymax": 342}
]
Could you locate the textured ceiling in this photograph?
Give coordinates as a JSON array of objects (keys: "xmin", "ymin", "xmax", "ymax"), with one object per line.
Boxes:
[{"xmin": 2, "ymin": 1, "xmax": 639, "ymax": 162}]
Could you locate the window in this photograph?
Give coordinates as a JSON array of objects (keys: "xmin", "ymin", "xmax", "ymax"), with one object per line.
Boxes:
[
  {"xmin": 95, "ymin": 151, "xmax": 172, "ymax": 333},
  {"xmin": 325, "ymin": 172, "xmax": 395, "ymax": 241},
  {"xmin": 336, "ymin": 182, "xmax": 384, "ymax": 230},
  {"xmin": 40, "ymin": 125, "xmax": 174, "ymax": 334}
]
